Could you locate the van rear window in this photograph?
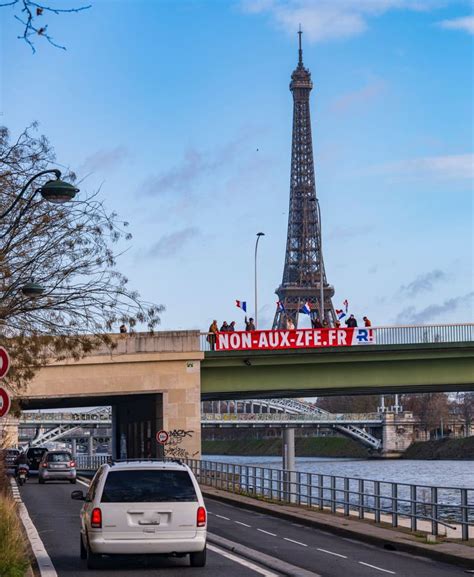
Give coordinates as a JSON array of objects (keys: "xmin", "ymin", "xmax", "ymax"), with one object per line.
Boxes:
[{"xmin": 101, "ymin": 470, "xmax": 197, "ymax": 503}]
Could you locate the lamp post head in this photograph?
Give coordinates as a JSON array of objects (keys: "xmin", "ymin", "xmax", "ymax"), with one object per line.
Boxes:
[
  {"xmin": 38, "ymin": 178, "xmax": 79, "ymax": 204},
  {"xmin": 21, "ymin": 282, "xmax": 45, "ymax": 297},
  {"xmin": 257, "ymin": 232, "xmax": 265, "ymax": 237}
]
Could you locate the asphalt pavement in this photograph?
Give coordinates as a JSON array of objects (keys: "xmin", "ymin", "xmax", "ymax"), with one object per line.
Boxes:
[{"xmin": 19, "ymin": 477, "xmax": 468, "ymax": 577}]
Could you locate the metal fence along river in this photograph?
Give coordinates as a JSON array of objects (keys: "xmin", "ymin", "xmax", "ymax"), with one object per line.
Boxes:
[{"xmin": 75, "ymin": 455, "xmax": 474, "ymax": 540}]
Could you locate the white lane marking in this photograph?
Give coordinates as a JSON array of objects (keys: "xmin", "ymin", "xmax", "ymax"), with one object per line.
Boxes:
[
  {"xmin": 207, "ymin": 543, "xmax": 279, "ymax": 577},
  {"xmin": 235, "ymin": 521, "xmax": 252, "ymax": 527},
  {"xmin": 284, "ymin": 537, "xmax": 307, "ymax": 547},
  {"xmin": 257, "ymin": 528, "xmax": 277, "ymax": 537},
  {"xmin": 11, "ymin": 478, "xmax": 59, "ymax": 577},
  {"xmin": 216, "ymin": 514, "xmax": 230, "ymax": 520},
  {"xmin": 359, "ymin": 561, "xmax": 396, "ymax": 574},
  {"xmin": 76, "ymin": 479, "xmax": 89, "ymax": 488},
  {"xmin": 317, "ymin": 548, "xmax": 348, "ymax": 559}
]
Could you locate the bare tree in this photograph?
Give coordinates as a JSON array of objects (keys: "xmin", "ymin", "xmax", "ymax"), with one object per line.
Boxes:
[
  {"xmin": 317, "ymin": 395, "xmax": 379, "ymax": 414},
  {"xmin": 453, "ymin": 392, "xmax": 474, "ymax": 436},
  {"xmin": 0, "ymin": 123, "xmax": 163, "ymax": 393},
  {"xmin": 402, "ymin": 393, "xmax": 450, "ymax": 436},
  {"xmin": 0, "ymin": 0, "xmax": 90, "ymax": 52}
]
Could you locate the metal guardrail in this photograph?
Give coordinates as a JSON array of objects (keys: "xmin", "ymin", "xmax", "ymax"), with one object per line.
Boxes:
[
  {"xmin": 200, "ymin": 323, "xmax": 474, "ymax": 352},
  {"xmin": 201, "ymin": 413, "xmax": 383, "ymax": 424},
  {"xmin": 75, "ymin": 455, "xmax": 473, "ymax": 540}
]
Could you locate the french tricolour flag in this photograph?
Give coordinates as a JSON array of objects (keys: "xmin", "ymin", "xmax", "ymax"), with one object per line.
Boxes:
[
  {"xmin": 236, "ymin": 300, "xmax": 247, "ymax": 313},
  {"xmin": 299, "ymin": 301, "xmax": 311, "ymax": 315},
  {"xmin": 343, "ymin": 299, "xmax": 349, "ymax": 313},
  {"xmin": 276, "ymin": 301, "xmax": 286, "ymax": 312},
  {"xmin": 336, "ymin": 309, "xmax": 346, "ymax": 320}
]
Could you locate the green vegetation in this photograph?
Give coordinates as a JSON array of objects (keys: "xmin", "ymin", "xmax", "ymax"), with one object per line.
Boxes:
[
  {"xmin": 0, "ymin": 493, "xmax": 29, "ymax": 577},
  {"xmin": 403, "ymin": 436, "xmax": 474, "ymax": 460},
  {"xmin": 202, "ymin": 436, "xmax": 370, "ymax": 458}
]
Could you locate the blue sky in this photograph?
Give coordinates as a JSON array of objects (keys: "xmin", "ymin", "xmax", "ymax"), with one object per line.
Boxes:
[{"xmin": 2, "ymin": 0, "xmax": 473, "ymax": 332}]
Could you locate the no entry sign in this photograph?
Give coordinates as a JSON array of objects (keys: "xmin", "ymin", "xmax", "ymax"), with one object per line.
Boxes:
[
  {"xmin": 0, "ymin": 347, "xmax": 10, "ymax": 379},
  {"xmin": 0, "ymin": 387, "xmax": 10, "ymax": 418},
  {"xmin": 156, "ymin": 430, "xmax": 169, "ymax": 445}
]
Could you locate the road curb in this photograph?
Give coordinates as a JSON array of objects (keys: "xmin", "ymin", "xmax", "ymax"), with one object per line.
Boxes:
[
  {"xmin": 202, "ymin": 487, "xmax": 474, "ymax": 570},
  {"xmin": 10, "ymin": 478, "xmax": 58, "ymax": 577},
  {"xmin": 207, "ymin": 532, "xmax": 321, "ymax": 577}
]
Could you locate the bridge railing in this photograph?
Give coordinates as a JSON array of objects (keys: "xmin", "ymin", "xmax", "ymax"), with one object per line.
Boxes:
[
  {"xmin": 75, "ymin": 455, "xmax": 473, "ymax": 540},
  {"xmin": 188, "ymin": 458, "xmax": 473, "ymax": 541},
  {"xmin": 201, "ymin": 412, "xmax": 383, "ymax": 423},
  {"xmin": 200, "ymin": 323, "xmax": 474, "ymax": 352}
]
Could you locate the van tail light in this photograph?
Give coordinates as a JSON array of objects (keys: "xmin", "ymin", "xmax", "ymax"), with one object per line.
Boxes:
[
  {"xmin": 41, "ymin": 462, "xmax": 48, "ymax": 468},
  {"xmin": 91, "ymin": 508, "xmax": 102, "ymax": 528},
  {"xmin": 196, "ymin": 506, "xmax": 206, "ymax": 527},
  {"xmin": 69, "ymin": 461, "xmax": 75, "ymax": 468}
]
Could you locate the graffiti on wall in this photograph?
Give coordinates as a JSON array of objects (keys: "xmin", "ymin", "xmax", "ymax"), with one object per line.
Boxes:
[{"xmin": 163, "ymin": 429, "xmax": 199, "ymax": 459}]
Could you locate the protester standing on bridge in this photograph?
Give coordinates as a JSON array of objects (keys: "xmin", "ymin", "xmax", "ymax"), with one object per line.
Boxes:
[
  {"xmin": 245, "ymin": 316, "xmax": 256, "ymax": 331},
  {"xmin": 286, "ymin": 317, "xmax": 295, "ymax": 330},
  {"xmin": 311, "ymin": 316, "xmax": 322, "ymax": 328},
  {"xmin": 363, "ymin": 316, "xmax": 372, "ymax": 327},
  {"xmin": 345, "ymin": 314, "xmax": 358, "ymax": 328},
  {"xmin": 207, "ymin": 320, "xmax": 219, "ymax": 350},
  {"xmin": 229, "ymin": 321, "xmax": 236, "ymax": 331},
  {"xmin": 322, "ymin": 319, "xmax": 329, "ymax": 328},
  {"xmin": 119, "ymin": 324, "xmax": 127, "ymax": 333},
  {"xmin": 220, "ymin": 321, "xmax": 229, "ymax": 332}
]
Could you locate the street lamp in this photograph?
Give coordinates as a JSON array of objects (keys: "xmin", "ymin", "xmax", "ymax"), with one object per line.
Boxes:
[
  {"xmin": 313, "ymin": 198, "xmax": 325, "ymax": 323},
  {"xmin": 1, "ymin": 169, "xmax": 79, "ymax": 220},
  {"xmin": 21, "ymin": 282, "xmax": 45, "ymax": 297},
  {"xmin": 254, "ymin": 232, "xmax": 265, "ymax": 329}
]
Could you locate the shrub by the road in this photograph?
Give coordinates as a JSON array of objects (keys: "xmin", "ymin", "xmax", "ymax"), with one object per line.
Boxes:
[{"xmin": 0, "ymin": 492, "xmax": 29, "ymax": 577}]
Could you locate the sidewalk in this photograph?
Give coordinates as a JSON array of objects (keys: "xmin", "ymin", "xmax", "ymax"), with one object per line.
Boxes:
[{"xmin": 201, "ymin": 485, "xmax": 474, "ymax": 569}]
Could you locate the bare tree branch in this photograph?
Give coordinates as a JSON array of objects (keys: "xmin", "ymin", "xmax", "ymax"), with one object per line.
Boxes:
[
  {"xmin": 0, "ymin": 0, "xmax": 91, "ymax": 52},
  {"xmin": 0, "ymin": 124, "xmax": 164, "ymax": 393}
]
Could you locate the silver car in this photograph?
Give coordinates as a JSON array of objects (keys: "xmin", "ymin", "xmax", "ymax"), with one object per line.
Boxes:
[
  {"xmin": 39, "ymin": 450, "xmax": 77, "ymax": 484},
  {"xmin": 72, "ymin": 460, "xmax": 207, "ymax": 569}
]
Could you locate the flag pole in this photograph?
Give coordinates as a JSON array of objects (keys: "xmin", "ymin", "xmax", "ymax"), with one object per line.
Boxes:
[{"xmin": 254, "ymin": 232, "xmax": 265, "ymax": 329}]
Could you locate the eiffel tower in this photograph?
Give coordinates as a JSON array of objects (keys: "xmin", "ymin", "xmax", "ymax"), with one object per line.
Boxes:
[{"xmin": 273, "ymin": 30, "xmax": 336, "ymax": 329}]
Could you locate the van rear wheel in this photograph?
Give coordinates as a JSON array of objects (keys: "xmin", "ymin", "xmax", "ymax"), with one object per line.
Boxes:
[
  {"xmin": 86, "ymin": 541, "xmax": 102, "ymax": 569},
  {"xmin": 190, "ymin": 546, "xmax": 206, "ymax": 567},
  {"xmin": 80, "ymin": 535, "xmax": 86, "ymax": 560}
]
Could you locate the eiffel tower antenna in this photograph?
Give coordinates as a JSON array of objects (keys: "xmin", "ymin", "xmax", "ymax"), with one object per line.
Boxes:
[{"xmin": 273, "ymin": 31, "xmax": 336, "ymax": 329}]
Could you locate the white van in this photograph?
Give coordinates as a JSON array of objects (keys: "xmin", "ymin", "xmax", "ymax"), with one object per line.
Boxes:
[{"xmin": 72, "ymin": 460, "xmax": 207, "ymax": 569}]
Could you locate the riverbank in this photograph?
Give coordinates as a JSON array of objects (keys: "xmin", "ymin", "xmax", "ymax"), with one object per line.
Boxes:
[
  {"xmin": 403, "ymin": 436, "xmax": 474, "ymax": 460},
  {"xmin": 202, "ymin": 437, "xmax": 370, "ymax": 458}
]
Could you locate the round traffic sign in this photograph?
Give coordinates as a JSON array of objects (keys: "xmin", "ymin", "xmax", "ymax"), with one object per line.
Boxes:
[
  {"xmin": 0, "ymin": 387, "xmax": 11, "ymax": 418},
  {"xmin": 0, "ymin": 347, "xmax": 10, "ymax": 379},
  {"xmin": 156, "ymin": 430, "xmax": 169, "ymax": 445}
]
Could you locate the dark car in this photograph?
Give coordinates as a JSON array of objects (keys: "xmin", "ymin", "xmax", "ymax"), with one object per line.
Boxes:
[
  {"xmin": 26, "ymin": 447, "xmax": 48, "ymax": 473},
  {"xmin": 1, "ymin": 448, "xmax": 20, "ymax": 473}
]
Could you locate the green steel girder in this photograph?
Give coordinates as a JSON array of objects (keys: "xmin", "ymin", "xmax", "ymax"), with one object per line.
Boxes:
[{"xmin": 201, "ymin": 342, "xmax": 474, "ymax": 400}]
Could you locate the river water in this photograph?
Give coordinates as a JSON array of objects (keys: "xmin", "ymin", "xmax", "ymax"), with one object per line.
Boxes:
[
  {"xmin": 202, "ymin": 455, "xmax": 473, "ymax": 522},
  {"xmin": 202, "ymin": 455, "xmax": 474, "ymax": 489}
]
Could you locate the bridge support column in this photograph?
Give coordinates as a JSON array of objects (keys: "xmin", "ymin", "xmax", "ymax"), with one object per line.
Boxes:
[
  {"xmin": 382, "ymin": 412, "xmax": 416, "ymax": 457},
  {"xmin": 282, "ymin": 427, "xmax": 296, "ymax": 503},
  {"xmin": 87, "ymin": 434, "xmax": 94, "ymax": 456}
]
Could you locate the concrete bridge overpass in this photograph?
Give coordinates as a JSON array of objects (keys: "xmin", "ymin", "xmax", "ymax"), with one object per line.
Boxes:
[{"xmin": 10, "ymin": 324, "xmax": 474, "ymax": 459}]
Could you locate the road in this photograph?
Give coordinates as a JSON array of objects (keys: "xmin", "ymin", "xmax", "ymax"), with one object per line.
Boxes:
[{"xmin": 19, "ymin": 478, "xmax": 466, "ymax": 577}]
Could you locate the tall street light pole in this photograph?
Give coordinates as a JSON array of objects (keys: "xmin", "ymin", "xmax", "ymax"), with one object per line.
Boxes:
[
  {"xmin": 315, "ymin": 199, "xmax": 324, "ymax": 323},
  {"xmin": 254, "ymin": 232, "xmax": 265, "ymax": 329}
]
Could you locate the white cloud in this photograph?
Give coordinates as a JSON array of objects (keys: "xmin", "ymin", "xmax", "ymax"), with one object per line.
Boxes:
[
  {"xmin": 395, "ymin": 292, "xmax": 474, "ymax": 324},
  {"xmin": 329, "ymin": 80, "xmax": 386, "ymax": 113},
  {"xmin": 240, "ymin": 1, "xmax": 446, "ymax": 42},
  {"xmin": 375, "ymin": 153, "xmax": 474, "ymax": 181},
  {"xmin": 438, "ymin": 15, "xmax": 474, "ymax": 34},
  {"xmin": 399, "ymin": 269, "xmax": 447, "ymax": 297},
  {"xmin": 147, "ymin": 227, "xmax": 201, "ymax": 259},
  {"xmin": 79, "ymin": 146, "xmax": 129, "ymax": 175}
]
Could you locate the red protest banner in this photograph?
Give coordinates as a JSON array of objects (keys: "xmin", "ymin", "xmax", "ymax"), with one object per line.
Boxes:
[{"xmin": 215, "ymin": 328, "xmax": 375, "ymax": 352}]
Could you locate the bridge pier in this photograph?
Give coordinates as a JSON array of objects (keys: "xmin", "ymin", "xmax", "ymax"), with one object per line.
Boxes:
[
  {"xmin": 381, "ymin": 411, "xmax": 417, "ymax": 457},
  {"xmin": 282, "ymin": 427, "xmax": 296, "ymax": 503}
]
